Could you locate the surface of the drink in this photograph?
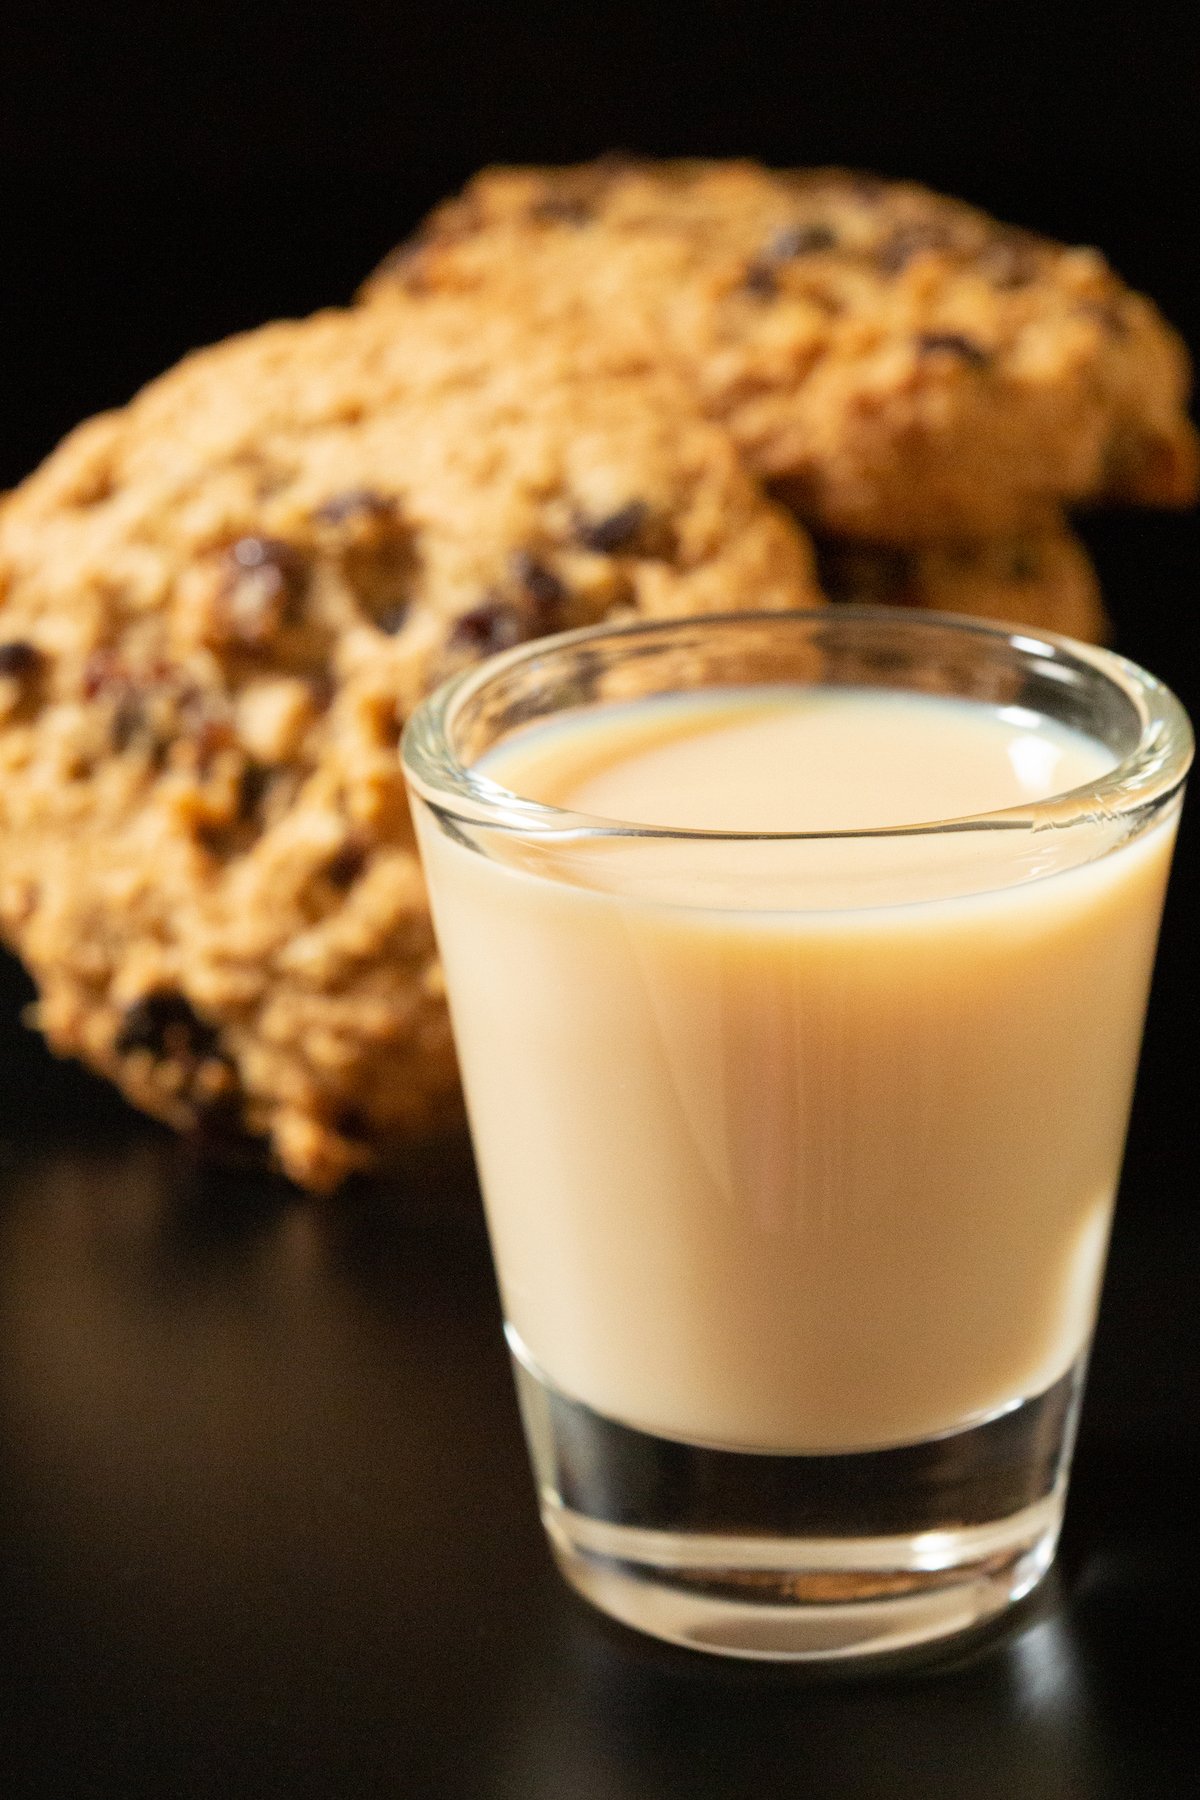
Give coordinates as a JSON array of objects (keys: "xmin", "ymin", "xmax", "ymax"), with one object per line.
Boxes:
[
  {"xmin": 417, "ymin": 685, "xmax": 1177, "ymax": 1452},
  {"xmin": 488, "ymin": 686, "xmax": 1115, "ymax": 829}
]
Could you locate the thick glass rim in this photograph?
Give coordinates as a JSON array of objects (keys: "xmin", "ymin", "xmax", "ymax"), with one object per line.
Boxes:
[{"xmin": 401, "ymin": 607, "xmax": 1193, "ymax": 843}]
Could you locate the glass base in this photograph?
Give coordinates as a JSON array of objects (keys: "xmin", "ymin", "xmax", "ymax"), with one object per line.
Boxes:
[{"xmin": 510, "ymin": 1332, "xmax": 1084, "ymax": 1661}]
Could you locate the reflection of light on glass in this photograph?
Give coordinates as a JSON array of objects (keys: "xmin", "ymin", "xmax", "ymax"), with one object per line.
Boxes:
[
  {"xmin": 1005, "ymin": 728, "xmax": 1062, "ymax": 795},
  {"xmin": 1009, "ymin": 635, "xmax": 1057, "ymax": 659},
  {"xmin": 997, "ymin": 704, "xmax": 1090, "ymax": 798},
  {"xmin": 998, "ymin": 705, "xmax": 1047, "ymax": 733}
]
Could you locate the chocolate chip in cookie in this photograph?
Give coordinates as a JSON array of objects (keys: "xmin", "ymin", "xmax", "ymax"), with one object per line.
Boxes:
[
  {"xmin": 116, "ymin": 991, "xmax": 221, "ymax": 1061},
  {"xmin": 574, "ymin": 501, "xmax": 651, "ymax": 554},
  {"xmin": 875, "ymin": 223, "xmax": 960, "ymax": 273},
  {"xmin": 511, "ymin": 550, "xmax": 569, "ymax": 628},
  {"xmin": 769, "ymin": 223, "xmax": 839, "ymax": 259},
  {"xmin": 450, "ymin": 598, "xmax": 532, "ymax": 656},
  {"xmin": 325, "ymin": 838, "xmax": 369, "ymax": 889},
  {"xmin": 223, "ymin": 536, "xmax": 308, "ymax": 645},
  {"xmin": 915, "ymin": 332, "xmax": 992, "ymax": 368},
  {"xmin": 0, "ymin": 640, "xmax": 45, "ymax": 679}
]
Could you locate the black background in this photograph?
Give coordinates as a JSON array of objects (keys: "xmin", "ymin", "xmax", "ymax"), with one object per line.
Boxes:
[{"xmin": 1, "ymin": 6, "xmax": 1198, "ymax": 1795}]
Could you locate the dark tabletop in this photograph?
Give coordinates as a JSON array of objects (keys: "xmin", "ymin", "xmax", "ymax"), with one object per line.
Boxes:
[{"xmin": 1, "ymin": 530, "xmax": 1198, "ymax": 1798}]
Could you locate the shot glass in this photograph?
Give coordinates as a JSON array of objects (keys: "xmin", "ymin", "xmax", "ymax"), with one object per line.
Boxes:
[{"xmin": 401, "ymin": 608, "xmax": 1190, "ymax": 1660}]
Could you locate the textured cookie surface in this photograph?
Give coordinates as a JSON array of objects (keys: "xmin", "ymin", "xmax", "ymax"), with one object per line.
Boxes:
[
  {"xmin": 363, "ymin": 158, "xmax": 1198, "ymax": 541},
  {"xmin": 0, "ymin": 301, "xmax": 822, "ymax": 1189},
  {"xmin": 814, "ymin": 520, "xmax": 1107, "ymax": 642}
]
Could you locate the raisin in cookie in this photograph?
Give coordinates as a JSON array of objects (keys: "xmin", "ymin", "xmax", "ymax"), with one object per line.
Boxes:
[
  {"xmin": 0, "ymin": 300, "xmax": 822, "ymax": 1190},
  {"xmin": 362, "ymin": 158, "xmax": 1198, "ymax": 542}
]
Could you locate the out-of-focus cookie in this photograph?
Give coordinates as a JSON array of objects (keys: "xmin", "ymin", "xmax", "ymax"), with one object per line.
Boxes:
[
  {"xmin": 362, "ymin": 158, "xmax": 1198, "ymax": 542},
  {"xmin": 813, "ymin": 520, "xmax": 1108, "ymax": 642},
  {"xmin": 0, "ymin": 301, "xmax": 822, "ymax": 1190}
]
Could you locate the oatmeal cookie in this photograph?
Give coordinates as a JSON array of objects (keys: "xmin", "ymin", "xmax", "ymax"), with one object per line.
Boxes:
[
  {"xmin": 814, "ymin": 519, "xmax": 1107, "ymax": 642},
  {"xmin": 0, "ymin": 300, "xmax": 821, "ymax": 1190},
  {"xmin": 362, "ymin": 158, "xmax": 1198, "ymax": 542}
]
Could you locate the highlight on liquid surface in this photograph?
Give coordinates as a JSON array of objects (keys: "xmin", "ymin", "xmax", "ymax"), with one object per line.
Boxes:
[
  {"xmin": 416, "ymin": 683, "xmax": 1178, "ymax": 1452},
  {"xmin": 479, "ymin": 686, "xmax": 1118, "ymax": 833}
]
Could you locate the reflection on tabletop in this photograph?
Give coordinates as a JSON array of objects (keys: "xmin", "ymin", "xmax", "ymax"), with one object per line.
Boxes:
[{"xmin": 1, "ymin": 1113, "xmax": 1194, "ymax": 1795}]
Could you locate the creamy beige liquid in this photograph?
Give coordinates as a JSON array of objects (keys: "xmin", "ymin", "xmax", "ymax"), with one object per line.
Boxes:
[{"xmin": 416, "ymin": 689, "xmax": 1178, "ymax": 1452}]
